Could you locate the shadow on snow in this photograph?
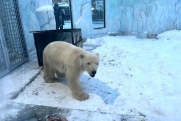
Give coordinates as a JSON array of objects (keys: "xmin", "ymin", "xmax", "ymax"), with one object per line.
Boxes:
[{"xmin": 80, "ymin": 75, "xmax": 118, "ymax": 105}]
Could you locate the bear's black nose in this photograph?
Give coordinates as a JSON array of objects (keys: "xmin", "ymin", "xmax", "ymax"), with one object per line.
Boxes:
[{"xmin": 92, "ymin": 71, "xmax": 96, "ymax": 75}]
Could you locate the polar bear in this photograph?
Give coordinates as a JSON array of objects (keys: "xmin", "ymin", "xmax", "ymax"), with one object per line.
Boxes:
[{"xmin": 43, "ymin": 41, "xmax": 99, "ymax": 101}]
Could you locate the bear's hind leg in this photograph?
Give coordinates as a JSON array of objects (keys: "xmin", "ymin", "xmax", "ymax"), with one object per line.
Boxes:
[
  {"xmin": 56, "ymin": 71, "xmax": 66, "ymax": 79},
  {"xmin": 43, "ymin": 64, "xmax": 57, "ymax": 83}
]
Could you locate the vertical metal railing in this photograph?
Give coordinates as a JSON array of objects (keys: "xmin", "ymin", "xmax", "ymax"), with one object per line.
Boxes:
[
  {"xmin": 0, "ymin": 0, "xmax": 28, "ymax": 77},
  {"xmin": 0, "ymin": 20, "xmax": 9, "ymax": 78}
]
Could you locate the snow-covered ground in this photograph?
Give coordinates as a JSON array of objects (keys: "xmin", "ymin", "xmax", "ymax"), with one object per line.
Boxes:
[{"xmin": 12, "ymin": 30, "xmax": 181, "ymax": 121}]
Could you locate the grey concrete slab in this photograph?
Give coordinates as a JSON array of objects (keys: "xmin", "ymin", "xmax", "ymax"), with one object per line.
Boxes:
[{"xmin": 0, "ymin": 52, "xmax": 41, "ymax": 99}]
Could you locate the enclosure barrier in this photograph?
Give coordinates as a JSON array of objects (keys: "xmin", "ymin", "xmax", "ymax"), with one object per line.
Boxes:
[{"xmin": 30, "ymin": 29, "xmax": 82, "ymax": 66}]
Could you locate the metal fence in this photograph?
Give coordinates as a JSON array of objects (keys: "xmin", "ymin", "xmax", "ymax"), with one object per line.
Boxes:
[{"xmin": 0, "ymin": 0, "xmax": 28, "ymax": 78}]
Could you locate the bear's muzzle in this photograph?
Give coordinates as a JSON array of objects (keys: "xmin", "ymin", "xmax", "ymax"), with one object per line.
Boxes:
[{"xmin": 90, "ymin": 71, "xmax": 96, "ymax": 77}]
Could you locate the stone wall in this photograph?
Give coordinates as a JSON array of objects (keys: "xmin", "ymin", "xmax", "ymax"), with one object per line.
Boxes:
[
  {"xmin": 18, "ymin": 0, "xmax": 181, "ymax": 52},
  {"xmin": 18, "ymin": 0, "xmax": 55, "ymax": 53},
  {"xmin": 72, "ymin": 0, "xmax": 181, "ymax": 37},
  {"xmin": 108, "ymin": 0, "xmax": 181, "ymax": 34}
]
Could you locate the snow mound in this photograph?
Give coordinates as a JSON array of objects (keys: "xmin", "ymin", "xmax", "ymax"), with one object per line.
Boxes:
[
  {"xmin": 157, "ymin": 30, "xmax": 181, "ymax": 40},
  {"xmin": 84, "ymin": 37, "xmax": 105, "ymax": 46},
  {"xmin": 36, "ymin": 6, "xmax": 53, "ymax": 12}
]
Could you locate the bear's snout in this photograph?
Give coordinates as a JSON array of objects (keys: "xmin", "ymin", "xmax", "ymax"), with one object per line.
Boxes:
[
  {"xmin": 90, "ymin": 71, "xmax": 96, "ymax": 77},
  {"xmin": 92, "ymin": 71, "xmax": 96, "ymax": 75}
]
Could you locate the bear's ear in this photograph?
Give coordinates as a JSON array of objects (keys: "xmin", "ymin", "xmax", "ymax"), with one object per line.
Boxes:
[
  {"xmin": 80, "ymin": 54, "xmax": 84, "ymax": 59},
  {"xmin": 96, "ymin": 53, "xmax": 99, "ymax": 57}
]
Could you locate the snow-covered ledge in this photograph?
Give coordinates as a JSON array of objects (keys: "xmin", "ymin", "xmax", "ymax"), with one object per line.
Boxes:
[{"xmin": 35, "ymin": 6, "xmax": 55, "ymax": 30}]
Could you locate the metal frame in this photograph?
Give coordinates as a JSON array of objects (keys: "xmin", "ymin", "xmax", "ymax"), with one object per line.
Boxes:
[
  {"xmin": 30, "ymin": 29, "xmax": 82, "ymax": 66},
  {"xmin": 92, "ymin": 0, "xmax": 106, "ymax": 29},
  {"xmin": 69, "ymin": 0, "xmax": 74, "ymax": 29},
  {"xmin": 0, "ymin": 0, "xmax": 28, "ymax": 78},
  {"xmin": 0, "ymin": 20, "xmax": 9, "ymax": 77},
  {"xmin": 52, "ymin": 0, "xmax": 73, "ymax": 29}
]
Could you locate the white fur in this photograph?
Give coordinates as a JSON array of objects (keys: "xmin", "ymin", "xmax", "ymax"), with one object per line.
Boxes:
[{"xmin": 43, "ymin": 41, "xmax": 99, "ymax": 101}]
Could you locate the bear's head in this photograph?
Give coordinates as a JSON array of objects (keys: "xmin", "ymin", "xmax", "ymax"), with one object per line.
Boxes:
[{"xmin": 79, "ymin": 53, "xmax": 99, "ymax": 77}]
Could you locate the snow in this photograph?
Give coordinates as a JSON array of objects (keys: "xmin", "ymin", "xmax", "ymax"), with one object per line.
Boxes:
[
  {"xmin": 35, "ymin": 5, "xmax": 55, "ymax": 30},
  {"xmin": 86, "ymin": 30, "xmax": 181, "ymax": 121},
  {"xmin": 36, "ymin": 6, "xmax": 53, "ymax": 12},
  {"xmin": 10, "ymin": 30, "xmax": 181, "ymax": 121}
]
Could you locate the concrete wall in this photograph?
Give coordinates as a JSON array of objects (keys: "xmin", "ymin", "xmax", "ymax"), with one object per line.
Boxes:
[
  {"xmin": 18, "ymin": 0, "xmax": 181, "ymax": 52},
  {"xmin": 18, "ymin": 0, "xmax": 55, "ymax": 53},
  {"xmin": 71, "ymin": 0, "xmax": 107, "ymax": 37},
  {"xmin": 71, "ymin": 0, "xmax": 181, "ymax": 37}
]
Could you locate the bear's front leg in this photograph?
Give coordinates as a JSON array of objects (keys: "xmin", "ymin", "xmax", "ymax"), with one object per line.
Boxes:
[
  {"xmin": 43, "ymin": 64, "xmax": 58, "ymax": 83},
  {"xmin": 67, "ymin": 74, "xmax": 89, "ymax": 101},
  {"xmin": 72, "ymin": 91, "xmax": 89, "ymax": 101}
]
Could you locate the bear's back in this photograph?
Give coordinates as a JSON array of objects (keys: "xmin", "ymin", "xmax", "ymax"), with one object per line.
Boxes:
[{"xmin": 43, "ymin": 41, "xmax": 86, "ymax": 66}]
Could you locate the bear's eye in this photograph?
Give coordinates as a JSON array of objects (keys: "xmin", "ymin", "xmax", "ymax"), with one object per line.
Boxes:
[
  {"xmin": 87, "ymin": 62, "xmax": 90, "ymax": 65},
  {"xmin": 96, "ymin": 63, "xmax": 99, "ymax": 65}
]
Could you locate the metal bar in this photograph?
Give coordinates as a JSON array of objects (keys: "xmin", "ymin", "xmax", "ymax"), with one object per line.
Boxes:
[
  {"xmin": 69, "ymin": 0, "xmax": 73, "ymax": 29},
  {"xmin": 0, "ymin": 0, "xmax": 29, "ymax": 77}
]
